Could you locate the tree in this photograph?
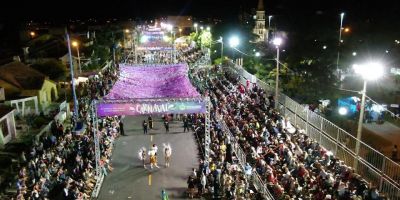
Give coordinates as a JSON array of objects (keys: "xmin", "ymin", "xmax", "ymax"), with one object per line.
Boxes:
[{"xmin": 31, "ymin": 59, "xmax": 67, "ymax": 81}]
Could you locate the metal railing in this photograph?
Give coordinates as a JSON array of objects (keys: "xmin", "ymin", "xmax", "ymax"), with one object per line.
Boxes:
[{"xmin": 226, "ymin": 64, "xmax": 400, "ymax": 199}]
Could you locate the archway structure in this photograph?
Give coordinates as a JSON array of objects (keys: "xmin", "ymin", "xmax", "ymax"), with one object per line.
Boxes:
[{"xmin": 91, "ymin": 63, "xmax": 211, "ymax": 197}]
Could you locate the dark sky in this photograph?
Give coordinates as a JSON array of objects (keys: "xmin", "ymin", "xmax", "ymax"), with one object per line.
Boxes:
[{"xmin": 0, "ymin": 0, "xmax": 399, "ymax": 21}]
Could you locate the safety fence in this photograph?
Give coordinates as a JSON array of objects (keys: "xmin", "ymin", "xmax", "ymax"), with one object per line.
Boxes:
[{"xmin": 225, "ymin": 64, "xmax": 400, "ymax": 199}]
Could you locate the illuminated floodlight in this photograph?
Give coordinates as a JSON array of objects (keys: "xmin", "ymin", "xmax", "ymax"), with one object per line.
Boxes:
[
  {"xmin": 353, "ymin": 62, "xmax": 384, "ymax": 80},
  {"xmin": 273, "ymin": 37, "xmax": 282, "ymax": 46},
  {"xmin": 229, "ymin": 36, "xmax": 240, "ymax": 48},
  {"xmin": 338, "ymin": 107, "xmax": 348, "ymax": 115},
  {"xmin": 140, "ymin": 35, "xmax": 149, "ymax": 43}
]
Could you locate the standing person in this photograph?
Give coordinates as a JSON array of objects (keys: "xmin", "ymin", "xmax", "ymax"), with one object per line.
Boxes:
[
  {"xmin": 164, "ymin": 143, "xmax": 172, "ymax": 167},
  {"xmin": 183, "ymin": 118, "xmax": 189, "ymax": 133},
  {"xmin": 119, "ymin": 119, "xmax": 125, "ymax": 136},
  {"xmin": 143, "ymin": 120, "xmax": 148, "ymax": 134},
  {"xmin": 164, "ymin": 120, "xmax": 169, "ymax": 133},
  {"xmin": 187, "ymin": 176, "xmax": 195, "ymax": 199},
  {"xmin": 148, "ymin": 116, "xmax": 153, "ymax": 129},
  {"xmin": 138, "ymin": 147, "xmax": 147, "ymax": 168}
]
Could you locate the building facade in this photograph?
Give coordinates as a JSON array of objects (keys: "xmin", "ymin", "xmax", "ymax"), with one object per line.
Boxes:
[{"xmin": 253, "ymin": 0, "xmax": 268, "ymax": 43}]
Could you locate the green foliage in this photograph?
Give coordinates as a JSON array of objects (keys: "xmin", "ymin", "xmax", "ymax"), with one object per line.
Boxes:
[
  {"xmin": 199, "ymin": 31, "xmax": 212, "ymax": 47},
  {"xmin": 31, "ymin": 59, "xmax": 67, "ymax": 81},
  {"xmin": 33, "ymin": 116, "xmax": 48, "ymax": 129}
]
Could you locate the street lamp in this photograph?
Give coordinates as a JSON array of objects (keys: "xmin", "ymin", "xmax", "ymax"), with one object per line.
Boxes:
[
  {"xmin": 72, "ymin": 41, "xmax": 81, "ymax": 74},
  {"xmin": 353, "ymin": 62, "xmax": 384, "ymax": 170},
  {"xmin": 229, "ymin": 36, "xmax": 239, "ymax": 48},
  {"xmin": 273, "ymin": 37, "xmax": 283, "ymax": 109},
  {"xmin": 206, "ymin": 26, "xmax": 210, "ymax": 31},
  {"xmin": 255, "ymin": 52, "xmax": 261, "ymax": 57},
  {"xmin": 30, "ymin": 31, "xmax": 36, "ymax": 38},
  {"xmin": 200, "ymin": 26, "xmax": 204, "ymax": 31}
]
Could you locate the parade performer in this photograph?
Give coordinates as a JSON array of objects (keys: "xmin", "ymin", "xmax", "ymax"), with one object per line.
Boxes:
[
  {"xmin": 149, "ymin": 150, "xmax": 160, "ymax": 169},
  {"xmin": 138, "ymin": 147, "xmax": 147, "ymax": 168},
  {"xmin": 163, "ymin": 143, "xmax": 172, "ymax": 167}
]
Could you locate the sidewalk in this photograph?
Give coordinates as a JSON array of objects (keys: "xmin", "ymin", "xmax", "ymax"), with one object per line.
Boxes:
[{"xmin": 364, "ymin": 122, "xmax": 400, "ymax": 161}]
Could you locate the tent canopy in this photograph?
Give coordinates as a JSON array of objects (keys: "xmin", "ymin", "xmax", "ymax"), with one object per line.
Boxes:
[{"xmin": 97, "ymin": 63, "xmax": 205, "ymax": 116}]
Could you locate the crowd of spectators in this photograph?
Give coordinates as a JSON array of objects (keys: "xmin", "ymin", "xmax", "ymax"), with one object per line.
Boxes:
[
  {"xmin": 192, "ymin": 67, "xmax": 386, "ymax": 200},
  {"xmin": 14, "ymin": 65, "xmax": 121, "ymax": 200},
  {"xmin": 186, "ymin": 111, "xmax": 258, "ymax": 200},
  {"xmin": 177, "ymin": 48, "xmax": 205, "ymax": 65}
]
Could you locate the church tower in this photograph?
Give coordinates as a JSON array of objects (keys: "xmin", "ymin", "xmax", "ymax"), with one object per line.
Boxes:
[{"xmin": 253, "ymin": 0, "xmax": 267, "ymax": 43}]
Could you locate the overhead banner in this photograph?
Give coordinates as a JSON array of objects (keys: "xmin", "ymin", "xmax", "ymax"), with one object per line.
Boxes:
[{"xmin": 97, "ymin": 101, "xmax": 206, "ymax": 117}]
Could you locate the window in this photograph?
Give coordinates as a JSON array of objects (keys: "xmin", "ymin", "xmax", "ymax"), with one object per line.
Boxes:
[{"xmin": 1, "ymin": 119, "xmax": 9, "ymax": 138}]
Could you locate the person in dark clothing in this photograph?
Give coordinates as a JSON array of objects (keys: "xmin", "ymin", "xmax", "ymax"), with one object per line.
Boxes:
[
  {"xmin": 119, "ymin": 120, "xmax": 125, "ymax": 136},
  {"xmin": 164, "ymin": 120, "xmax": 169, "ymax": 133},
  {"xmin": 148, "ymin": 116, "xmax": 153, "ymax": 129},
  {"xmin": 143, "ymin": 120, "xmax": 148, "ymax": 134},
  {"xmin": 183, "ymin": 118, "xmax": 189, "ymax": 132}
]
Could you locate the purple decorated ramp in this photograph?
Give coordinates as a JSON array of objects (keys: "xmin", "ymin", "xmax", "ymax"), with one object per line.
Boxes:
[
  {"xmin": 98, "ymin": 64, "xmax": 204, "ymax": 117},
  {"xmin": 104, "ymin": 64, "xmax": 200, "ymax": 100}
]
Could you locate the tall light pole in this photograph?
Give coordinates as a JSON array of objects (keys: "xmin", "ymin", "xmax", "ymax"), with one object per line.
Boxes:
[
  {"xmin": 218, "ymin": 36, "xmax": 224, "ymax": 61},
  {"xmin": 124, "ymin": 29, "xmax": 130, "ymax": 48},
  {"xmin": 65, "ymin": 29, "xmax": 79, "ymax": 119},
  {"xmin": 72, "ymin": 41, "xmax": 81, "ymax": 74},
  {"xmin": 229, "ymin": 36, "xmax": 240, "ymax": 63},
  {"xmin": 273, "ymin": 37, "xmax": 282, "ymax": 109},
  {"xmin": 194, "ymin": 23, "xmax": 198, "ymax": 34},
  {"xmin": 353, "ymin": 62, "xmax": 384, "ymax": 170},
  {"xmin": 337, "ymin": 12, "xmax": 345, "ymax": 79}
]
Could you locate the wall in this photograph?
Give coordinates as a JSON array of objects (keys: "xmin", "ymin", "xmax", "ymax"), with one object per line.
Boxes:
[
  {"xmin": 0, "ymin": 79, "xmax": 19, "ymax": 98},
  {"xmin": 0, "ymin": 110, "xmax": 16, "ymax": 146}
]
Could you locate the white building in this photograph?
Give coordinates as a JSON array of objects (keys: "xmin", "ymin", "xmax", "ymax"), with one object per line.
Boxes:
[{"xmin": 253, "ymin": 0, "xmax": 268, "ymax": 43}]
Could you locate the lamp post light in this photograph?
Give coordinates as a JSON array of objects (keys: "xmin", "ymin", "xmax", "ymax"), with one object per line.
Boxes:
[
  {"xmin": 229, "ymin": 36, "xmax": 239, "ymax": 48},
  {"xmin": 273, "ymin": 37, "xmax": 283, "ymax": 109},
  {"xmin": 65, "ymin": 29, "xmax": 79, "ymax": 120},
  {"xmin": 229, "ymin": 36, "xmax": 240, "ymax": 64},
  {"xmin": 206, "ymin": 26, "xmax": 210, "ymax": 31},
  {"xmin": 352, "ymin": 62, "xmax": 384, "ymax": 170},
  {"xmin": 71, "ymin": 41, "xmax": 81, "ymax": 74},
  {"xmin": 30, "ymin": 31, "xmax": 36, "ymax": 38}
]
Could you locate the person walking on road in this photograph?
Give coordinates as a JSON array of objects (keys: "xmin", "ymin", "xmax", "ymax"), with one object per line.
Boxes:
[
  {"xmin": 148, "ymin": 116, "xmax": 153, "ymax": 129},
  {"xmin": 183, "ymin": 118, "xmax": 189, "ymax": 133},
  {"xmin": 164, "ymin": 143, "xmax": 172, "ymax": 167},
  {"xmin": 119, "ymin": 119, "xmax": 125, "ymax": 136},
  {"xmin": 164, "ymin": 120, "xmax": 169, "ymax": 133},
  {"xmin": 138, "ymin": 147, "xmax": 147, "ymax": 168},
  {"xmin": 143, "ymin": 120, "xmax": 148, "ymax": 134}
]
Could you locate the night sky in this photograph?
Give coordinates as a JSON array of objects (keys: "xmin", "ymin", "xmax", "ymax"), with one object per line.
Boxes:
[{"xmin": 0, "ymin": 0, "xmax": 399, "ymax": 22}]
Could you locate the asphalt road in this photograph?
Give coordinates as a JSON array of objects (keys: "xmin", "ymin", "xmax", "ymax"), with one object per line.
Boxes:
[{"xmin": 98, "ymin": 116, "xmax": 199, "ymax": 200}]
